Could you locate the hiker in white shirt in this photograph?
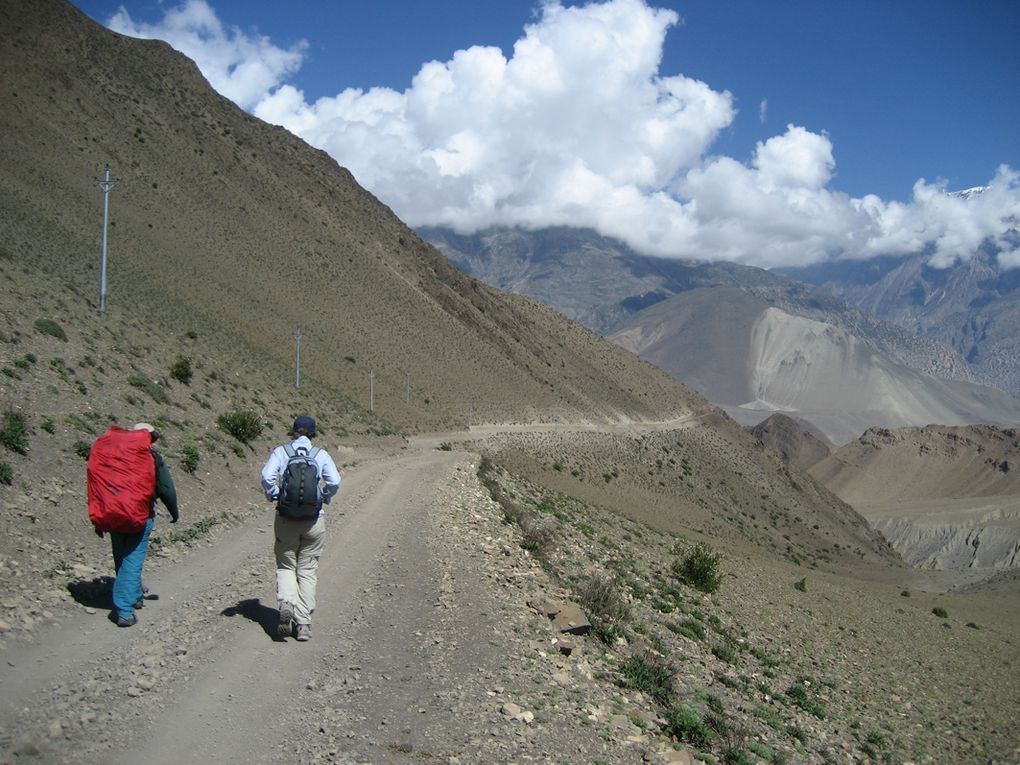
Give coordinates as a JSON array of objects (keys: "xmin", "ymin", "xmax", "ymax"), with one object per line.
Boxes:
[{"xmin": 260, "ymin": 415, "xmax": 340, "ymax": 641}]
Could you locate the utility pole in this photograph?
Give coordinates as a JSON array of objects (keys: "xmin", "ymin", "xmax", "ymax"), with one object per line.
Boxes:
[
  {"xmin": 95, "ymin": 165, "xmax": 119, "ymax": 313},
  {"xmin": 294, "ymin": 329, "xmax": 302, "ymax": 388},
  {"xmin": 368, "ymin": 370, "xmax": 375, "ymax": 412},
  {"xmin": 405, "ymin": 372, "xmax": 411, "ymax": 404}
]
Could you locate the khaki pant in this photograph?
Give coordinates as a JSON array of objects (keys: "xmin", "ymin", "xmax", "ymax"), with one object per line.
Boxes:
[{"xmin": 274, "ymin": 513, "xmax": 325, "ymax": 625}]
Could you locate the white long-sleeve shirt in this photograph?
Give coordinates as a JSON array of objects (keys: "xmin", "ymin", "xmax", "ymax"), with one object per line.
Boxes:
[{"xmin": 260, "ymin": 436, "xmax": 341, "ymax": 511}]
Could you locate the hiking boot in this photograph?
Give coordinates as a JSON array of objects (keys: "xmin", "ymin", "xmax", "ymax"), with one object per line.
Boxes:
[
  {"xmin": 277, "ymin": 602, "xmax": 295, "ymax": 638},
  {"xmin": 116, "ymin": 614, "xmax": 137, "ymax": 628},
  {"xmin": 295, "ymin": 623, "xmax": 311, "ymax": 642}
]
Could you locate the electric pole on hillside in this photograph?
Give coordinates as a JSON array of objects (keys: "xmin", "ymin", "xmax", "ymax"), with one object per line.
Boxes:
[
  {"xmin": 94, "ymin": 165, "xmax": 119, "ymax": 314},
  {"xmin": 405, "ymin": 372, "xmax": 411, "ymax": 404},
  {"xmin": 294, "ymin": 329, "xmax": 302, "ymax": 388},
  {"xmin": 368, "ymin": 370, "xmax": 375, "ymax": 412}
]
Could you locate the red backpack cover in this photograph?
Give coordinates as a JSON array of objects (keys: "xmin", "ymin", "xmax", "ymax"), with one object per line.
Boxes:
[{"xmin": 87, "ymin": 427, "xmax": 156, "ymax": 533}]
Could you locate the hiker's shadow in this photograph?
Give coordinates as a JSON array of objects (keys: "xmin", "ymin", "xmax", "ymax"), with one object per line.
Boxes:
[
  {"xmin": 67, "ymin": 576, "xmax": 115, "ymax": 609},
  {"xmin": 222, "ymin": 598, "xmax": 284, "ymax": 641}
]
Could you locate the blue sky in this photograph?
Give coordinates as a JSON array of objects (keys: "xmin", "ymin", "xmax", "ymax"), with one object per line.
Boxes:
[{"xmin": 72, "ymin": 0, "xmax": 1020, "ymax": 268}]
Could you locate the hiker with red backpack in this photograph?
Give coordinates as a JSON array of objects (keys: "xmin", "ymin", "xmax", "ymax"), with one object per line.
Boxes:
[
  {"xmin": 87, "ymin": 423, "xmax": 179, "ymax": 627},
  {"xmin": 260, "ymin": 416, "xmax": 340, "ymax": 642}
]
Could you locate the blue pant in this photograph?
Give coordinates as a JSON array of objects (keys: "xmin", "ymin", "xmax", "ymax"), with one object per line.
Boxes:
[{"xmin": 110, "ymin": 516, "xmax": 154, "ymax": 620}]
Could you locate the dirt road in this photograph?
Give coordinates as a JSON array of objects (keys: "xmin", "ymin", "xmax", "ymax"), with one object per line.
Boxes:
[
  {"xmin": 0, "ymin": 440, "xmax": 648, "ymax": 765},
  {"xmin": 0, "ymin": 447, "xmax": 474, "ymax": 763}
]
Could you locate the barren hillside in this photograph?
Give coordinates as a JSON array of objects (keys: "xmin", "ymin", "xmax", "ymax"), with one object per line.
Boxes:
[
  {"xmin": 750, "ymin": 414, "xmax": 832, "ymax": 471},
  {"xmin": 610, "ymin": 289, "xmax": 1020, "ymax": 444},
  {"xmin": 811, "ymin": 425, "xmax": 1020, "ymax": 570},
  {"xmin": 0, "ymin": 0, "xmax": 694, "ymax": 433},
  {"xmin": 811, "ymin": 425, "xmax": 1020, "ymax": 505}
]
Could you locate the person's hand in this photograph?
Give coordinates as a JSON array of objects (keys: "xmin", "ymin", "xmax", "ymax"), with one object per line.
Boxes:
[{"xmin": 94, "ymin": 527, "xmax": 104, "ymax": 538}]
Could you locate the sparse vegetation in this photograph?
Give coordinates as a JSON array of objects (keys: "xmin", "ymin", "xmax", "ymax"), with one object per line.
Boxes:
[
  {"xmin": 0, "ymin": 461, "xmax": 12, "ymax": 485},
  {"xmin": 793, "ymin": 577, "xmax": 807, "ymax": 592},
  {"xmin": 672, "ymin": 541, "xmax": 723, "ymax": 594},
  {"xmin": 33, "ymin": 318, "xmax": 67, "ymax": 341},
  {"xmin": 73, "ymin": 440, "xmax": 91, "ymax": 460},
  {"xmin": 785, "ymin": 679, "xmax": 826, "ymax": 719},
  {"xmin": 152, "ymin": 515, "xmax": 222, "ymax": 549},
  {"xmin": 0, "ymin": 410, "xmax": 29, "ymax": 455},
  {"xmin": 576, "ymin": 574, "xmax": 631, "ymax": 624},
  {"xmin": 216, "ymin": 409, "xmax": 263, "ymax": 444},
  {"xmin": 13, "ymin": 353, "xmax": 35, "ymax": 369},
  {"xmin": 169, "ymin": 356, "xmax": 193, "ymax": 385},
  {"xmin": 180, "ymin": 445, "xmax": 200, "ymax": 474},
  {"xmin": 663, "ymin": 703, "xmax": 715, "ymax": 749},
  {"xmin": 932, "ymin": 606, "xmax": 948, "ymax": 619},
  {"xmin": 128, "ymin": 373, "xmax": 170, "ymax": 404},
  {"xmin": 618, "ymin": 653, "xmax": 674, "ymax": 705}
]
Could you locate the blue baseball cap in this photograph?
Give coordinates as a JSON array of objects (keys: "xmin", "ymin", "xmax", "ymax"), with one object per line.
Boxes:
[{"xmin": 289, "ymin": 416, "xmax": 316, "ymax": 437}]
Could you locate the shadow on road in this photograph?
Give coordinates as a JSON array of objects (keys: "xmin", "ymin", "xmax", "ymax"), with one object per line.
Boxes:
[
  {"xmin": 222, "ymin": 598, "xmax": 283, "ymax": 641},
  {"xmin": 67, "ymin": 576, "xmax": 115, "ymax": 609}
]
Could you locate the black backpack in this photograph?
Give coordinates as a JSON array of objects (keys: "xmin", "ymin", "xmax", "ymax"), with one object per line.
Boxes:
[{"xmin": 276, "ymin": 444, "xmax": 322, "ymax": 519}]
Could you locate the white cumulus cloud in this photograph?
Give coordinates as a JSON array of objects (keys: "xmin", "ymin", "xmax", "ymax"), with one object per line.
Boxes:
[{"xmin": 105, "ymin": 0, "xmax": 1020, "ymax": 271}]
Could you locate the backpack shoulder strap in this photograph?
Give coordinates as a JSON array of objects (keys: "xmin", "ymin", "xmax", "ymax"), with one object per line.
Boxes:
[
  {"xmin": 307, "ymin": 446, "xmax": 321, "ymax": 460},
  {"xmin": 283, "ymin": 444, "xmax": 296, "ymax": 459}
]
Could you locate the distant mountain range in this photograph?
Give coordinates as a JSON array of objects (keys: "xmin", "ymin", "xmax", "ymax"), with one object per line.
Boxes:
[
  {"xmin": 423, "ymin": 226, "xmax": 1020, "ymax": 443},
  {"xmin": 779, "ymin": 243, "xmax": 1020, "ymax": 397}
]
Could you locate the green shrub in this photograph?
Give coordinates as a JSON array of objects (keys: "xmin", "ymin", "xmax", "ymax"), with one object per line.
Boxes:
[
  {"xmin": 793, "ymin": 577, "xmax": 807, "ymax": 592},
  {"xmin": 180, "ymin": 445, "xmax": 200, "ymax": 474},
  {"xmin": 73, "ymin": 441, "xmax": 91, "ymax": 460},
  {"xmin": 786, "ymin": 680, "xmax": 826, "ymax": 719},
  {"xmin": 0, "ymin": 461, "xmax": 12, "ymax": 485},
  {"xmin": 663, "ymin": 703, "xmax": 715, "ymax": 748},
  {"xmin": 588, "ymin": 616, "xmax": 625, "ymax": 646},
  {"xmin": 723, "ymin": 747, "xmax": 755, "ymax": 765},
  {"xmin": 0, "ymin": 410, "xmax": 29, "ymax": 455},
  {"xmin": 712, "ymin": 641, "xmax": 738, "ymax": 664},
  {"xmin": 669, "ymin": 617, "xmax": 706, "ymax": 642},
  {"xmin": 576, "ymin": 574, "xmax": 631, "ymax": 624},
  {"xmin": 34, "ymin": 318, "xmax": 67, "ymax": 341},
  {"xmin": 672, "ymin": 542, "xmax": 723, "ymax": 594},
  {"xmin": 40, "ymin": 417, "xmax": 55, "ymax": 434},
  {"xmin": 217, "ymin": 410, "xmax": 263, "ymax": 444},
  {"xmin": 169, "ymin": 356, "xmax": 193, "ymax": 385},
  {"xmin": 932, "ymin": 606, "xmax": 948, "ymax": 619},
  {"xmin": 127, "ymin": 373, "xmax": 170, "ymax": 404},
  {"xmin": 619, "ymin": 653, "xmax": 674, "ymax": 705}
]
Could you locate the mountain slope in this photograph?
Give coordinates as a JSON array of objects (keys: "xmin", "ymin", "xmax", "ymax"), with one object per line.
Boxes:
[
  {"xmin": 423, "ymin": 226, "xmax": 1020, "ymax": 442},
  {"xmin": 782, "ymin": 247, "xmax": 1020, "ymax": 396},
  {"xmin": 750, "ymin": 413, "xmax": 832, "ymax": 470},
  {"xmin": 810, "ymin": 425, "xmax": 1020, "ymax": 570},
  {"xmin": 424, "ymin": 226, "xmax": 978, "ymax": 384},
  {"xmin": 0, "ymin": 0, "xmax": 696, "ymax": 434},
  {"xmin": 608, "ymin": 288, "xmax": 1020, "ymax": 443}
]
